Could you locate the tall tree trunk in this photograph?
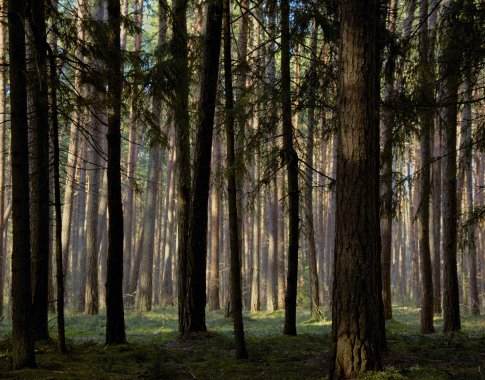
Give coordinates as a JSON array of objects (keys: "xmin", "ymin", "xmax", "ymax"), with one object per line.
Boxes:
[
  {"xmin": 28, "ymin": 0, "xmax": 50, "ymax": 341},
  {"xmin": 417, "ymin": 0, "xmax": 434, "ymax": 333},
  {"xmin": 380, "ymin": 0, "xmax": 399, "ymax": 321},
  {"xmin": 184, "ymin": 0, "xmax": 223, "ymax": 333},
  {"xmin": 432, "ymin": 124, "xmax": 442, "ymax": 313},
  {"xmin": 281, "ymin": 0, "xmax": 300, "ymax": 337},
  {"xmin": 105, "ymin": 0, "xmax": 126, "ymax": 345},
  {"xmin": 172, "ymin": 0, "xmax": 192, "ymax": 334},
  {"xmin": 440, "ymin": 0, "xmax": 461, "ymax": 332},
  {"xmin": 75, "ymin": 142, "xmax": 88, "ymax": 311},
  {"xmin": 8, "ymin": 0, "xmax": 36, "ymax": 367},
  {"xmin": 306, "ymin": 23, "xmax": 320, "ymax": 318},
  {"xmin": 224, "ymin": 0, "xmax": 247, "ymax": 358},
  {"xmin": 48, "ymin": 33, "xmax": 66, "ymax": 352},
  {"xmin": 123, "ymin": 0, "xmax": 144, "ymax": 294},
  {"xmin": 208, "ymin": 140, "xmax": 221, "ymax": 310},
  {"xmin": 330, "ymin": 0, "xmax": 383, "ymax": 377},
  {"xmin": 460, "ymin": 74, "xmax": 479, "ymax": 316},
  {"xmin": 136, "ymin": 145, "xmax": 161, "ymax": 311},
  {"xmin": 250, "ymin": 156, "xmax": 261, "ymax": 312},
  {"xmin": 0, "ymin": 0, "xmax": 6, "ymax": 318}
]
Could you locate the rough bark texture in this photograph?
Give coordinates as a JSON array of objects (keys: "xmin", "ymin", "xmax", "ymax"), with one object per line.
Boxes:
[
  {"xmin": 330, "ymin": 0, "xmax": 383, "ymax": 377},
  {"xmin": 49, "ymin": 36, "xmax": 66, "ymax": 351},
  {"xmin": 0, "ymin": 0, "xmax": 6, "ymax": 318},
  {"xmin": 224, "ymin": 0, "xmax": 247, "ymax": 357},
  {"xmin": 281, "ymin": 0, "xmax": 299, "ymax": 337},
  {"xmin": 417, "ymin": 0, "xmax": 434, "ymax": 334},
  {"xmin": 172, "ymin": 0, "xmax": 192, "ymax": 333},
  {"xmin": 105, "ymin": 0, "xmax": 126, "ymax": 345},
  {"xmin": 8, "ymin": 0, "xmax": 36, "ymax": 367},
  {"xmin": 28, "ymin": 0, "xmax": 50, "ymax": 341},
  {"xmin": 440, "ymin": 0, "xmax": 461, "ymax": 333},
  {"xmin": 184, "ymin": 0, "xmax": 223, "ymax": 333}
]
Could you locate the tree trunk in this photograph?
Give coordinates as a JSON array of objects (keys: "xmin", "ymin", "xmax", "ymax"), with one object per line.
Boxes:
[
  {"xmin": 8, "ymin": 0, "xmax": 36, "ymax": 367},
  {"xmin": 122, "ymin": 0, "xmax": 144, "ymax": 294},
  {"xmin": 48, "ymin": 34, "xmax": 66, "ymax": 352},
  {"xmin": 28, "ymin": 0, "xmax": 50, "ymax": 341},
  {"xmin": 105, "ymin": 0, "xmax": 126, "ymax": 345},
  {"xmin": 75, "ymin": 141, "xmax": 88, "ymax": 312},
  {"xmin": 183, "ymin": 0, "xmax": 223, "ymax": 333},
  {"xmin": 224, "ymin": 0, "xmax": 247, "ymax": 358},
  {"xmin": 281, "ymin": 0, "xmax": 299, "ymax": 337},
  {"xmin": 440, "ymin": 0, "xmax": 461, "ymax": 332},
  {"xmin": 0, "ymin": 0, "xmax": 6, "ymax": 318},
  {"xmin": 305, "ymin": 88, "xmax": 319, "ymax": 319},
  {"xmin": 172, "ymin": 0, "xmax": 192, "ymax": 334},
  {"xmin": 380, "ymin": 0, "xmax": 399, "ymax": 321},
  {"xmin": 330, "ymin": 0, "xmax": 383, "ymax": 377},
  {"xmin": 208, "ymin": 140, "xmax": 221, "ymax": 311},
  {"xmin": 417, "ymin": 0, "xmax": 434, "ymax": 334}
]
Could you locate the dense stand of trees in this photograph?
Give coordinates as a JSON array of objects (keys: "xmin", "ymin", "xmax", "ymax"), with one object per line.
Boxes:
[{"xmin": 0, "ymin": 0, "xmax": 484, "ymax": 377}]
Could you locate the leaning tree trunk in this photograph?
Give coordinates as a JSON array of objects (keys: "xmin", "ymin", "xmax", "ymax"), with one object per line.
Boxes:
[
  {"xmin": 330, "ymin": 0, "xmax": 383, "ymax": 377},
  {"xmin": 105, "ymin": 0, "xmax": 126, "ymax": 345},
  {"xmin": 28, "ymin": 0, "xmax": 50, "ymax": 341},
  {"xmin": 8, "ymin": 0, "xmax": 36, "ymax": 368}
]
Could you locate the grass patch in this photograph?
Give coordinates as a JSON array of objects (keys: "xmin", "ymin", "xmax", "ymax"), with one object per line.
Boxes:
[{"xmin": 0, "ymin": 304, "xmax": 483, "ymax": 378}]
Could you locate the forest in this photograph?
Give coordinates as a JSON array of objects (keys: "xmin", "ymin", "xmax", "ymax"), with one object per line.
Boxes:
[{"xmin": 0, "ymin": 0, "xmax": 484, "ymax": 378}]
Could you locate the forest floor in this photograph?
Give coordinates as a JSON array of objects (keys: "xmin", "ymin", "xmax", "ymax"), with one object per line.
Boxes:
[{"xmin": 0, "ymin": 303, "xmax": 484, "ymax": 379}]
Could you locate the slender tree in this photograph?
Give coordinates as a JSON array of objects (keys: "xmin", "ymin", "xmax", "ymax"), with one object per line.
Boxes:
[
  {"xmin": 183, "ymin": 0, "xmax": 223, "ymax": 333},
  {"xmin": 281, "ymin": 0, "xmax": 299, "ymax": 336},
  {"xmin": 171, "ymin": 0, "xmax": 192, "ymax": 333},
  {"xmin": 105, "ymin": 0, "xmax": 126, "ymax": 345},
  {"xmin": 8, "ymin": 0, "xmax": 36, "ymax": 368},
  {"xmin": 440, "ymin": 0, "xmax": 461, "ymax": 332},
  {"xmin": 28, "ymin": 0, "xmax": 50, "ymax": 341},
  {"xmin": 224, "ymin": 0, "xmax": 247, "ymax": 358}
]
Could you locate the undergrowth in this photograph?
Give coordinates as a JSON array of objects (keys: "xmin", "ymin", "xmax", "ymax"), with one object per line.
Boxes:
[{"xmin": 0, "ymin": 304, "xmax": 483, "ymax": 379}]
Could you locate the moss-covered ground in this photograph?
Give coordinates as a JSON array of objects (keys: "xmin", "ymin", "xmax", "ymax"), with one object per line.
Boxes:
[{"xmin": 0, "ymin": 304, "xmax": 483, "ymax": 379}]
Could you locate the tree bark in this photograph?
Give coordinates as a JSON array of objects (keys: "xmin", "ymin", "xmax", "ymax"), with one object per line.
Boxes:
[
  {"xmin": 330, "ymin": 0, "xmax": 383, "ymax": 377},
  {"xmin": 208, "ymin": 140, "xmax": 221, "ymax": 311},
  {"xmin": 281, "ymin": 0, "xmax": 300, "ymax": 337},
  {"xmin": 122, "ymin": 0, "xmax": 144, "ymax": 294},
  {"xmin": 417, "ymin": 0, "xmax": 434, "ymax": 334},
  {"xmin": 105, "ymin": 0, "xmax": 126, "ymax": 345},
  {"xmin": 0, "ymin": 0, "xmax": 6, "ymax": 318},
  {"xmin": 224, "ymin": 0, "xmax": 247, "ymax": 357},
  {"xmin": 172, "ymin": 0, "xmax": 192, "ymax": 334},
  {"xmin": 28, "ymin": 0, "xmax": 50, "ymax": 341},
  {"xmin": 8, "ymin": 0, "xmax": 36, "ymax": 367},
  {"xmin": 305, "ymin": 86, "xmax": 319, "ymax": 319},
  {"xmin": 440, "ymin": 0, "xmax": 461, "ymax": 332}
]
